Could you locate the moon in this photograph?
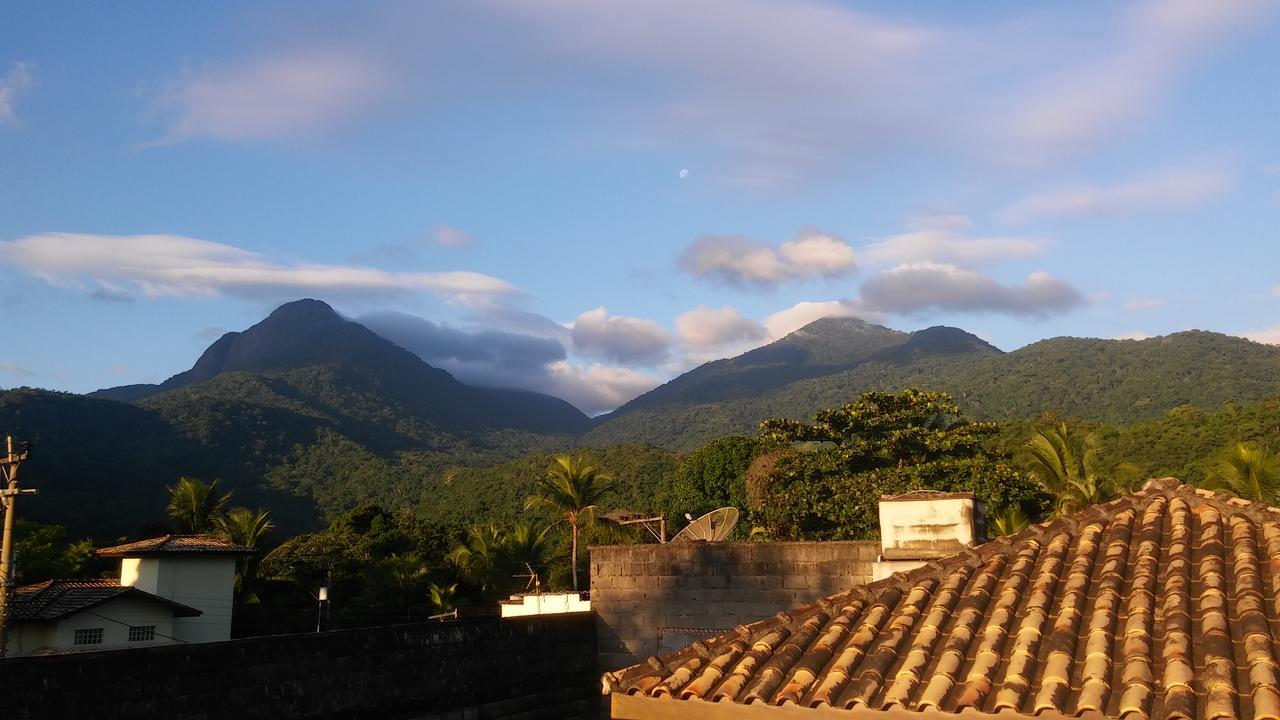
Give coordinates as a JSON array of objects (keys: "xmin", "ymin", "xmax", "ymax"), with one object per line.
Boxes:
[{"xmin": 678, "ymin": 168, "xmax": 689, "ymax": 180}]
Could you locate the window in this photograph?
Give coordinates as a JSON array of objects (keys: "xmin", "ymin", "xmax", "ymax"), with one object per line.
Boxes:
[
  {"xmin": 128, "ymin": 625, "xmax": 156, "ymax": 642},
  {"xmin": 73, "ymin": 628, "xmax": 104, "ymax": 645}
]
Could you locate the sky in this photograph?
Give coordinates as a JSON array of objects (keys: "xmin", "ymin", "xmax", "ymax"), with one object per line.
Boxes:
[{"xmin": 1, "ymin": 1, "xmax": 1278, "ymax": 415}]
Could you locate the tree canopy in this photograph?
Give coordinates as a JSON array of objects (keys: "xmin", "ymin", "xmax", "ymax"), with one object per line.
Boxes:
[{"xmin": 751, "ymin": 390, "xmax": 1050, "ymax": 540}]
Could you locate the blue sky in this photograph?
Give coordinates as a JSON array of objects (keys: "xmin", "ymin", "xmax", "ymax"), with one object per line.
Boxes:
[{"xmin": 1, "ymin": 1, "xmax": 1278, "ymax": 414}]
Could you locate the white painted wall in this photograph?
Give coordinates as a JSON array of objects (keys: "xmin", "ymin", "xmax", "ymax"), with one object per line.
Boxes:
[
  {"xmin": 499, "ymin": 592, "xmax": 591, "ymax": 618},
  {"xmin": 878, "ymin": 496, "xmax": 981, "ymax": 560},
  {"xmin": 121, "ymin": 556, "xmax": 237, "ymax": 643},
  {"xmin": 8, "ymin": 597, "xmax": 176, "ymax": 657}
]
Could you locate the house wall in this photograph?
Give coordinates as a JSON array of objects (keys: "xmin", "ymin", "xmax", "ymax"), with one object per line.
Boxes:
[
  {"xmin": 0, "ymin": 614, "xmax": 599, "ymax": 720},
  {"xmin": 591, "ymin": 540, "xmax": 880, "ymax": 671},
  {"xmin": 499, "ymin": 592, "xmax": 592, "ymax": 618},
  {"xmin": 121, "ymin": 556, "xmax": 237, "ymax": 642},
  {"xmin": 9, "ymin": 597, "xmax": 177, "ymax": 657}
]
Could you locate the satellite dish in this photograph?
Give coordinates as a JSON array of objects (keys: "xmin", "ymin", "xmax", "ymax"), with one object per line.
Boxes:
[{"xmin": 671, "ymin": 507, "xmax": 739, "ymax": 542}]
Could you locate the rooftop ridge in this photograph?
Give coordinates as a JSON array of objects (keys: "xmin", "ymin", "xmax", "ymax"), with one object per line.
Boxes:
[{"xmin": 605, "ymin": 479, "xmax": 1280, "ymax": 718}]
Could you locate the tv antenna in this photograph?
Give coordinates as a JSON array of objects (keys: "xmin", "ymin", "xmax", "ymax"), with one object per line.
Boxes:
[{"xmin": 671, "ymin": 507, "xmax": 739, "ymax": 543}]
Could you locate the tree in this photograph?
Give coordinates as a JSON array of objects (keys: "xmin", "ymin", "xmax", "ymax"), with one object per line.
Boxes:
[
  {"xmin": 212, "ymin": 507, "xmax": 274, "ymax": 597},
  {"xmin": 525, "ymin": 455, "xmax": 612, "ymax": 592},
  {"xmin": 1021, "ymin": 423, "xmax": 1139, "ymax": 517},
  {"xmin": 165, "ymin": 477, "xmax": 231, "ymax": 533},
  {"xmin": 10, "ymin": 520, "xmax": 95, "ymax": 584},
  {"xmin": 663, "ymin": 436, "xmax": 771, "ymax": 534},
  {"xmin": 446, "ymin": 523, "xmax": 507, "ymax": 596},
  {"xmin": 1203, "ymin": 443, "xmax": 1280, "ymax": 505},
  {"xmin": 753, "ymin": 390, "xmax": 1050, "ymax": 540},
  {"xmin": 502, "ymin": 520, "xmax": 551, "ymax": 589}
]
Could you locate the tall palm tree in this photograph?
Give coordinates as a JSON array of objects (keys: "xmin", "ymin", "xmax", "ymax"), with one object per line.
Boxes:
[
  {"xmin": 525, "ymin": 455, "xmax": 612, "ymax": 592},
  {"xmin": 1022, "ymin": 424, "xmax": 1139, "ymax": 517},
  {"xmin": 166, "ymin": 477, "xmax": 232, "ymax": 533},
  {"xmin": 212, "ymin": 507, "xmax": 273, "ymax": 597},
  {"xmin": 446, "ymin": 523, "xmax": 507, "ymax": 596},
  {"xmin": 1204, "ymin": 443, "xmax": 1280, "ymax": 505}
]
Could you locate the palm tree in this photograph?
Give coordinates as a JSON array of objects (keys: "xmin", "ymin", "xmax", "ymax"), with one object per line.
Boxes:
[
  {"xmin": 166, "ymin": 477, "xmax": 232, "ymax": 533},
  {"xmin": 503, "ymin": 521, "xmax": 552, "ymax": 590},
  {"xmin": 1022, "ymin": 424, "xmax": 1139, "ymax": 517},
  {"xmin": 428, "ymin": 582, "xmax": 457, "ymax": 615},
  {"xmin": 1203, "ymin": 443, "xmax": 1280, "ymax": 505},
  {"xmin": 525, "ymin": 455, "xmax": 612, "ymax": 592},
  {"xmin": 212, "ymin": 507, "xmax": 273, "ymax": 597},
  {"xmin": 446, "ymin": 523, "xmax": 507, "ymax": 596}
]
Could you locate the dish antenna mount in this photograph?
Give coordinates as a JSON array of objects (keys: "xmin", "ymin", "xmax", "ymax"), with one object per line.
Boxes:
[{"xmin": 671, "ymin": 507, "xmax": 739, "ymax": 542}]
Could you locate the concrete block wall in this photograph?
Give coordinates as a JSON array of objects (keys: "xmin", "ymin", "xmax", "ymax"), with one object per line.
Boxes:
[
  {"xmin": 591, "ymin": 541, "xmax": 879, "ymax": 671},
  {"xmin": 0, "ymin": 614, "xmax": 598, "ymax": 720}
]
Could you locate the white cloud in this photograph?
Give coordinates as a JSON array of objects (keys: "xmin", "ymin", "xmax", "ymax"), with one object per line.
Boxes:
[
  {"xmin": 0, "ymin": 362, "xmax": 35, "ymax": 379},
  {"xmin": 1113, "ymin": 332, "xmax": 1153, "ymax": 341},
  {"xmin": 434, "ymin": 225, "xmax": 473, "ymax": 247},
  {"xmin": 675, "ymin": 305, "xmax": 767, "ymax": 348},
  {"xmin": 0, "ymin": 62, "xmax": 34, "ymax": 125},
  {"xmin": 678, "ymin": 229, "xmax": 855, "ymax": 286},
  {"xmin": 570, "ymin": 306, "xmax": 673, "ymax": 365},
  {"xmin": 546, "ymin": 361, "xmax": 660, "ymax": 416},
  {"xmin": 1123, "ymin": 296, "xmax": 1163, "ymax": 312},
  {"xmin": 149, "ymin": 50, "xmax": 392, "ymax": 145},
  {"xmin": 0, "ymin": 233, "xmax": 521, "ymax": 306},
  {"xmin": 999, "ymin": 169, "xmax": 1232, "ymax": 224},
  {"xmin": 763, "ymin": 299, "xmax": 876, "ymax": 339},
  {"xmin": 859, "ymin": 263, "xmax": 1085, "ymax": 318},
  {"xmin": 1005, "ymin": 0, "xmax": 1271, "ymax": 156},
  {"xmin": 1245, "ymin": 327, "xmax": 1280, "ymax": 345},
  {"xmin": 859, "ymin": 230, "xmax": 1047, "ymax": 268}
]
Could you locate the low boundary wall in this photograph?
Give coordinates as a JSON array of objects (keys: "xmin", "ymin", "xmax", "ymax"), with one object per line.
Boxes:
[{"xmin": 0, "ymin": 613, "xmax": 598, "ymax": 720}]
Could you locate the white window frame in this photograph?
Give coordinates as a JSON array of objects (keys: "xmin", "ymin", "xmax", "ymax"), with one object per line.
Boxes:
[{"xmin": 73, "ymin": 627, "xmax": 104, "ymax": 645}]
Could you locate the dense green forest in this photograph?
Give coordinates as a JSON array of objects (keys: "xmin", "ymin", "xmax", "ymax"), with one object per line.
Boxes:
[{"xmin": 586, "ymin": 322, "xmax": 1280, "ymax": 449}]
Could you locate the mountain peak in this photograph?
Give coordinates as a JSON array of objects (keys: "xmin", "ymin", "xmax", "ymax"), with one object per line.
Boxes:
[{"xmin": 263, "ymin": 298, "xmax": 343, "ymax": 325}]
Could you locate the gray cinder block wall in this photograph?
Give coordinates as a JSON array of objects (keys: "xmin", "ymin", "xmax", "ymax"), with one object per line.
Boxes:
[{"xmin": 591, "ymin": 540, "xmax": 879, "ymax": 671}]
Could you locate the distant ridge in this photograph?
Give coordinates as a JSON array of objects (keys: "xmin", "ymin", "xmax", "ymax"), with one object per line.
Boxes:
[{"xmin": 585, "ymin": 320, "xmax": 1280, "ymax": 449}]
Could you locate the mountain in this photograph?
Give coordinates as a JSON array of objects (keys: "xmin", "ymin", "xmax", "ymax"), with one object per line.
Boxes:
[
  {"xmin": 93, "ymin": 299, "xmax": 590, "ymax": 436},
  {"xmin": 585, "ymin": 321, "xmax": 1280, "ymax": 449},
  {"xmin": 5, "ymin": 300, "xmax": 593, "ymax": 538}
]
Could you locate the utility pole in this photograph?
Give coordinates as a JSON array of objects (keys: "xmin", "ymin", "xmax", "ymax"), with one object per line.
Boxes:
[{"xmin": 0, "ymin": 435, "xmax": 34, "ymax": 658}]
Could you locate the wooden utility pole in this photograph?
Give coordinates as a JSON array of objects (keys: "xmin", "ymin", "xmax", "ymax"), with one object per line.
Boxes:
[{"xmin": 0, "ymin": 436, "xmax": 34, "ymax": 658}]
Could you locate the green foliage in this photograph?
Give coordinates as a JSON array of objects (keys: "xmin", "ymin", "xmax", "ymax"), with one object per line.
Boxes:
[
  {"xmin": 259, "ymin": 504, "xmax": 459, "ymax": 624},
  {"xmin": 1202, "ymin": 443, "xmax": 1280, "ymax": 505},
  {"xmin": 166, "ymin": 477, "xmax": 232, "ymax": 533},
  {"xmin": 990, "ymin": 506, "xmax": 1031, "ymax": 537},
  {"xmin": 1021, "ymin": 423, "xmax": 1140, "ymax": 516},
  {"xmin": 212, "ymin": 506, "xmax": 275, "ymax": 599},
  {"xmin": 752, "ymin": 390, "xmax": 1050, "ymax": 540},
  {"xmin": 662, "ymin": 437, "xmax": 773, "ymax": 528},
  {"xmin": 10, "ymin": 520, "xmax": 95, "ymax": 585}
]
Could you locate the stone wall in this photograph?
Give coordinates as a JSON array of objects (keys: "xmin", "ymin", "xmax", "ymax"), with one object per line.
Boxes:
[
  {"xmin": 591, "ymin": 541, "xmax": 879, "ymax": 670},
  {"xmin": 0, "ymin": 614, "xmax": 598, "ymax": 720}
]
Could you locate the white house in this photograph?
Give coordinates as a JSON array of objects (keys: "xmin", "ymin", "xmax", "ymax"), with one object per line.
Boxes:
[
  {"xmin": 7, "ymin": 578, "xmax": 202, "ymax": 656},
  {"xmin": 96, "ymin": 534, "xmax": 253, "ymax": 644}
]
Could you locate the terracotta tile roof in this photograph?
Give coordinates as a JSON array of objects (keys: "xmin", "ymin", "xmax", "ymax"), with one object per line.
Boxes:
[
  {"xmin": 95, "ymin": 534, "xmax": 253, "ymax": 557},
  {"xmin": 604, "ymin": 479, "xmax": 1280, "ymax": 719},
  {"xmin": 10, "ymin": 578, "xmax": 202, "ymax": 622}
]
